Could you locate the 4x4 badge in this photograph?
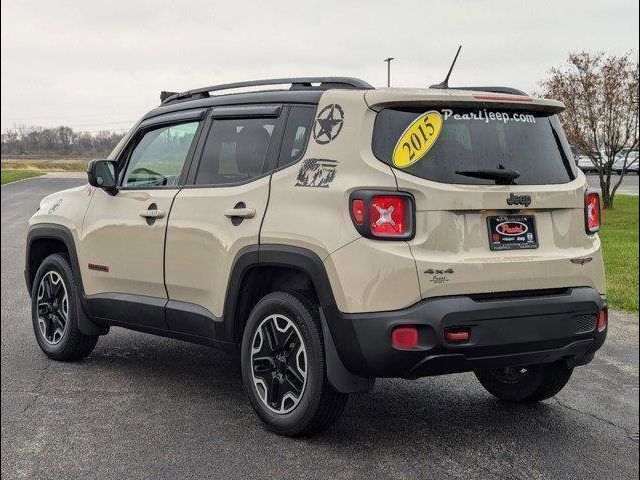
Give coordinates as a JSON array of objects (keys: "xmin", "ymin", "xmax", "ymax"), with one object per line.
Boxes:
[
  {"xmin": 313, "ymin": 104, "xmax": 344, "ymax": 144},
  {"xmin": 425, "ymin": 268, "xmax": 454, "ymax": 284},
  {"xmin": 506, "ymin": 193, "xmax": 531, "ymax": 207}
]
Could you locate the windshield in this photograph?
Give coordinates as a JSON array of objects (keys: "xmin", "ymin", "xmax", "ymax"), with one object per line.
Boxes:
[{"xmin": 372, "ymin": 107, "xmax": 577, "ymax": 185}]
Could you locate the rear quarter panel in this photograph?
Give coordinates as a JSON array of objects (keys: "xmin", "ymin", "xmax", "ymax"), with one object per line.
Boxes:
[{"xmin": 260, "ymin": 90, "xmax": 422, "ymax": 313}]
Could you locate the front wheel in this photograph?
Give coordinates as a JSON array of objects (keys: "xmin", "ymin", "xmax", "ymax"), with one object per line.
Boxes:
[
  {"xmin": 241, "ymin": 291, "xmax": 349, "ymax": 436},
  {"xmin": 475, "ymin": 362, "xmax": 573, "ymax": 403},
  {"xmin": 31, "ymin": 253, "xmax": 98, "ymax": 361}
]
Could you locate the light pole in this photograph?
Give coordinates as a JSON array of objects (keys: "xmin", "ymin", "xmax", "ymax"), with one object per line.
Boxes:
[{"xmin": 383, "ymin": 57, "xmax": 395, "ymax": 87}]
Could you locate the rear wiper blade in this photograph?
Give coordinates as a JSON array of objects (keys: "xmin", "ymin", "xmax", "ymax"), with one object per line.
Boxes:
[{"xmin": 454, "ymin": 167, "xmax": 520, "ymax": 185}]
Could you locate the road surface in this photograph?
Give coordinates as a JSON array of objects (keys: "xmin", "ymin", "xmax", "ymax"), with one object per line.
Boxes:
[{"xmin": 2, "ymin": 177, "xmax": 638, "ymax": 479}]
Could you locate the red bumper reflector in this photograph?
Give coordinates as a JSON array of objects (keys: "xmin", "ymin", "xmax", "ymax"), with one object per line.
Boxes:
[
  {"xmin": 444, "ymin": 329, "xmax": 471, "ymax": 343},
  {"xmin": 391, "ymin": 326, "xmax": 419, "ymax": 349},
  {"xmin": 597, "ymin": 309, "xmax": 608, "ymax": 331}
]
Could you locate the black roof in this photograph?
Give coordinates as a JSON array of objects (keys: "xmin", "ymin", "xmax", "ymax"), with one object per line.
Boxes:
[
  {"xmin": 143, "ymin": 89, "xmax": 323, "ymax": 121},
  {"xmin": 161, "ymin": 77, "xmax": 373, "ymax": 104},
  {"xmin": 144, "ymin": 77, "xmax": 373, "ymax": 121},
  {"xmin": 142, "ymin": 77, "xmax": 529, "ymax": 122}
]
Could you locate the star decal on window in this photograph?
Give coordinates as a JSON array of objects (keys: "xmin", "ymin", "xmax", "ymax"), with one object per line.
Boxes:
[{"xmin": 312, "ymin": 104, "xmax": 344, "ymax": 144}]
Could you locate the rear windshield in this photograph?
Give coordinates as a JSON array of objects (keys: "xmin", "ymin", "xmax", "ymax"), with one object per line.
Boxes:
[{"xmin": 372, "ymin": 107, "xmax": 577, "ymax": 185}]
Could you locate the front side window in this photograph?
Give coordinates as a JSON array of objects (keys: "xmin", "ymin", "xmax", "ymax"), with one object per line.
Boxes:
[
  {"xmin": 122, "ymin": 122, "xmax": 199, "ymax": 188},
  {"xmin": 195, "ymin": 118, "xmax": 275, "ymax": 185}
]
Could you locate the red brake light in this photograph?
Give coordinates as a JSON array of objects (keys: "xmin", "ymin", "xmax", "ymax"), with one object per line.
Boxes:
[
  {"xmin": 391, "ymin": 326, "xmax": 419, "ymax": 349},
  {"xmin": 585, "ymin": 192, "xmax": 601, "ymax": 234},
  {"xmin": 351, "ymin": 199, "xmax": 365, "ymax": 225},
  {"xmin": 370, "ymin": 196, "xmax": 408, "ymax": 237},
  {"xmin": 350, "ymin": 191, "xmax": 414, "ymax": 240}
]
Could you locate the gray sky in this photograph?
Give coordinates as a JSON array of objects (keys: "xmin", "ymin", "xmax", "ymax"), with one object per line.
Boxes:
[{"xmin": 1, "ymin": 0, "xmax": 638, "ymax": 132}]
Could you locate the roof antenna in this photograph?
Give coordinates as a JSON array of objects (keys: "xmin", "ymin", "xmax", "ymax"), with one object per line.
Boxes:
[{"xmin": 430, "ymin": 45, "xmax": 462, "ymax": 89}]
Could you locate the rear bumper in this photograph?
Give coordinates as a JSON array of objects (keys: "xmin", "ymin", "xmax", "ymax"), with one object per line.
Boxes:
[{"xmin": 324, "ymin": 287, "xmax": 606, "ymax": 379}]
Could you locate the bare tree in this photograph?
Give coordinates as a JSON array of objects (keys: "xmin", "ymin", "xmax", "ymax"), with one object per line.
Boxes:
[
  {"xmin": 540, "ymin": 51, "xmax": 639, "ymax": 208},
  {"xmin": 1, "ymin": 125, "xmax": 125, "ymax": 158}
]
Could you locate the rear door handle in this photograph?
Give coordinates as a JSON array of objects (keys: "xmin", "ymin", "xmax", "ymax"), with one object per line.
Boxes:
[
  {"xmin": 224, "ymin": 208, "xmax": 256, "ymax": 219},
  {"xmin": 139, "ymin": 209, "xmax": 165, "ymax": 219}
]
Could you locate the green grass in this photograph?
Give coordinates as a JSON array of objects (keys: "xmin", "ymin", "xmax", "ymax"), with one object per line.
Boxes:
[
  {"xmin": 1, "ymin": 160, "xmax": 88, "ymax": 172},
  {"xmin": 600, "ymin": 195, "xmax": 639, "ymax": 312},
  {"xmin": 1, "ymin": 169, "xmax": 44, "ymax": 185}
]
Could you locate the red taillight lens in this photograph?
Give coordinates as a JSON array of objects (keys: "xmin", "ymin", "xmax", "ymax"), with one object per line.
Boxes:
[
  {"xmin": 351, "ymin": 199, "xmax": 365, "ymax": 225},
  {"xmin": 391, "ymin": 326, "xmax": 419, "ymax": 349},
  {"xmin": 585, "ymin": 192, "xmax": 601, "ymax": 234},
  {"xmin": 350, "ymin": 192, "xmax": 414, "ymax": 240},
  {"xmin": 597, "ymin": 309, "xmax": 608, "ymax": 331},
  {"xmin": 370, "ymin": 196, "xmax": 408, "ymax": 237}
]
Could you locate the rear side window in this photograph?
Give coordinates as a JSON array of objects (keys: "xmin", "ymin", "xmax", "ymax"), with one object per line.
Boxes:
[
  {"xmin": 372, "ymin": 108, "xmax": 577, "ymax": 185},
  {"xmin": 122, "ymin": 122, "xmax": 199, "ymax": 188},
  {"xmin": 195, "ymin": 118, "xmax": 275, "ymax": 185},
  {"xmin": 278, "ymin": 106, "xmax": 315, "ymax": 167}
]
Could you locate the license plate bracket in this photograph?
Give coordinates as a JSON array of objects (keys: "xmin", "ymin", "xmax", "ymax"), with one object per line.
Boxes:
[{"xmin": 487, "ymin": 215, "xmax": 538, "ymax": 251}]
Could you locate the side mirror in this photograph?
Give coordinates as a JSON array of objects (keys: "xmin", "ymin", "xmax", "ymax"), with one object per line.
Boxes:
[{"xmin": 87, "ymin": 159, "xmax": 117, "ymax": 194}]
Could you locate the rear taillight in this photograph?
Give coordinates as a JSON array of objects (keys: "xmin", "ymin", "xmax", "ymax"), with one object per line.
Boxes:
[
  {"xmin": 597, "ymin": 308, "xmax": 608, "ymax": 331},
  {"xmin": 351, "ymin": 199, "xmax": 365, "ymax": 225},
  {"xmin": 585, "ymin": 191, "xmax": 601, "ymax": 234},
  {"xmin": 349, "ymin": 191, "xmax": 414, "ymax": 240}
]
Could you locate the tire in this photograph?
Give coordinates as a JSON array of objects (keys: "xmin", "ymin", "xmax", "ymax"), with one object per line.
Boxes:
[
  {"xmin": 474, "ymin": 362, "xmax": 573, "ymax": 403},
  {"xmin": 31, "ymin": 253, "xmax": 98, "ymax": 361},
  {"xmin": 241, "ymin": 291, "xmax": 349, "ymax": 437}
]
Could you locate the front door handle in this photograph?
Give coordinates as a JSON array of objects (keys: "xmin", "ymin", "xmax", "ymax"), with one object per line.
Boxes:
[
  {"xmin": 224, "ymin": 208, "xmax": 256, "ymax": 219},
  {"xmin": 139, "ymin": 209, "xmax": 165, "ymax": 219}
]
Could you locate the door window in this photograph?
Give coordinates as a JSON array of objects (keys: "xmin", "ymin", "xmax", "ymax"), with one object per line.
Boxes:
[
  {"xmin": 278, "ymin": 106, "xmax": 315, "ymax": 167},
  {"xmin": 195, "ymin": 118, "xmax": 276, "ymax": 185},
  {"xmin": 122, "ymin": 122, "xmax": 199, "ymax": 188}
]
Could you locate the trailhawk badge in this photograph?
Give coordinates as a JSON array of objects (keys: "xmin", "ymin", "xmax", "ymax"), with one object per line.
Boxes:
[{"xmin": 313, "ymin": 104, "xmax": 344, "ymax": 144}]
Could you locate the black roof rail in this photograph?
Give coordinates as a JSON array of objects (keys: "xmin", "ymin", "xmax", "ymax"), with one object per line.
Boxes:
[
  {"xmin": 161, "ymin": 77, "xmax": 374, "ymax": 105},
  {"xmin": 447, "ymin": 86, "xmax": 529, "ymax": 96}
]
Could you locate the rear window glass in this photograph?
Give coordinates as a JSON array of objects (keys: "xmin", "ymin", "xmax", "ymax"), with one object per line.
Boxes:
[{"xmin": 372, "ymin": 107, "xmax": 577, "ymax": 185}]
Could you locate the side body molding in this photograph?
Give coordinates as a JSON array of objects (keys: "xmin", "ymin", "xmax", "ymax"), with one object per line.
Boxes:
[{"xmin": 25, "ymin": 230, "xmax": 372, "ymax": 392}]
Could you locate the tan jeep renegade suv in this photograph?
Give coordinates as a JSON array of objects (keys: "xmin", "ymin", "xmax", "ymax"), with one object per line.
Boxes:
[{"xmin": 25, "ymin": 77, "xmax": 607, "ymax": 436}]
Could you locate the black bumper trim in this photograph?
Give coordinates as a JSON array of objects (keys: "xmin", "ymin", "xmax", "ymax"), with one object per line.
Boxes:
[{"xmin": 324, "ymin": 287, "xmax": 606, "ymax": 378}]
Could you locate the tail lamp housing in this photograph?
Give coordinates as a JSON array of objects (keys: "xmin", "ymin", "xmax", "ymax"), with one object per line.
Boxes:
[
  {"xmin": 349, "ymin": 191, "xmax": 415, "ymax": 240},
  {"xmin": 584, "ymin": 191, "xmax": 601, "ymax": 234}
]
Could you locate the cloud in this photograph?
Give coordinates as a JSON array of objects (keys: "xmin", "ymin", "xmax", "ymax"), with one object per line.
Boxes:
[{"xmin": 1, "ymin": 0, "xmax": 638, "ymax": 130}]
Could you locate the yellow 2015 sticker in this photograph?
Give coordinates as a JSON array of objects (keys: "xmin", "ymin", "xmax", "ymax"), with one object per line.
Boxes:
[{"xmin": 392, "ymin": 111, "xmax": 443, "ymax": 168}]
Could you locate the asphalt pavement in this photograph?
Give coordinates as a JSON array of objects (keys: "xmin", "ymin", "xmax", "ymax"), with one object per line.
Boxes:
[
  {"xmin": 1, "ymin": 176, "xmax": 638, "ymax": 480},
  {"xmin": 586, "ymin": 173, "xmax": 639, "ymax": 196}
]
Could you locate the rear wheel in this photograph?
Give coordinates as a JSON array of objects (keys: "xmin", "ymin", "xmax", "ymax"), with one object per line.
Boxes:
[
  {"xmin": 474, "ymin": 362, "xmax": 573, "ymax": 403},
  {"xmin": 241, "ymin": 291, "xmax": 348, "ymax": 436},
  {"xmin": 31, "ymin": 253, "xmax": 98, "ymax": 361}
]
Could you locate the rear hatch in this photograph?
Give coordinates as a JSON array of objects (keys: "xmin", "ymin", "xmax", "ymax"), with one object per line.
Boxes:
[{"xmin": 366, "ymin": 89, "xmax": 604, "ymax": 299}]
